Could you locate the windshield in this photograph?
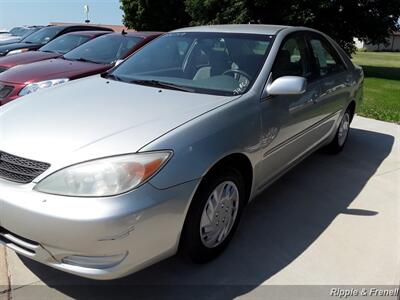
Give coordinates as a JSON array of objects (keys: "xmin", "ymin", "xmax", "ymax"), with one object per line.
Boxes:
[
  {"xmin": 23, "ymin": 27, "xmax": 62, "ymax": 44},
  {"xmin": 64, "ymin": 34, "xmax": 142, "ymax": 64},
  {"xmin": 9, "ymin": 27, "xmax": 26, "ymax": 36},
  {"xmin": 40, "ymin": 34, "xmax": 91, "ymax": 54},
  {"xmin": 20, "ymin": 28, "xmax": 40, "ymax": 40},
  {"xmin": 110, "ymin": 32, "xmax": 274, "ymax": 96}
]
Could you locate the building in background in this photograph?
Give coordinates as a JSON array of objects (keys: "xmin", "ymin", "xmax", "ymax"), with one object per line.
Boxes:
[{"xmin": 355, "ymin": 32, "xmax": 400, "ymax": 51}]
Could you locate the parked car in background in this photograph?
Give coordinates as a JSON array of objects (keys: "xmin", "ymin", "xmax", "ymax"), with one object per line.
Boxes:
[
  {"xmin": 0, "ymin": 26, "xmax": 26, "ymax": 41},
  {"xmin": 0, "ymin": 31, "xmax": 112, "ymax": 73},
  {"xmin": 0, "ymin": 25, "xmax": 363, "ymax": 279},
  {"xmin": 0, "ymin": 25, "xmax": 112, "ymax": 57},
  {"xmin": 0, "ymin": 26, "xmax": 44, "ymax": 45},
  {"xmin": 0, "ymin": 31, "xmax": 161, "ymax": 105}
]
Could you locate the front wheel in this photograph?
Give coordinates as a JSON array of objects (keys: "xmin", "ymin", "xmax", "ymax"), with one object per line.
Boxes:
[
  {"xmin": 180, "ymin": 168, "xmax": 246, "ymax": 263},
  {"xmin": 325, "ymin": 108, "xmax": 352, "ymax": 154}
]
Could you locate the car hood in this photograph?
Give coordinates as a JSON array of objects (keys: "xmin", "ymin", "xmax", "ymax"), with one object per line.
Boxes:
[
  {"xmin": 0, "ymin": 51, "xmax": 60, "ymax": 69},
  {"xmin": 0, "ymin": 34, "xmax": 14, "ymax": 40},
  {"xmin": 0, "ymin": 58, "xmax": 109, "ymax": 84},
  {"xmin": 0, "ymin": 42, "xmax": 40, "ymax": 55},
  {"xmin": 0, "ymin": 37, "xmax": 21, "ymax": 45},
  {"xmin": 0, "ymin": 76, "xmax": 238, "ymax": 173}
]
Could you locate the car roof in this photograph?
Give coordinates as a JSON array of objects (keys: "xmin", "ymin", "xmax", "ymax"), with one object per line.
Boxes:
[
  {"xmin": 125, "ymin": 31, "xmax": 163, "ymax": 38},
  {"xmin": 46, "ymin": 25, "xmax": 113, "ymax": 32},
  {"xmin": 103, "ymin": 31, "xmax": 163, "ymax": 39},
  {"xmin": 62, "ymin": 30, "xmax": 112, "ymax": 37},
  {"xmin": 23, "ymin": 25, "xmax": 44, "ymax": 29},
  {"xmin": 173, "ymin": 24, "xmax": 292, "ymax": 35},
  {"xmin": 48, "ymin": 25, "xmax": 87, "ymax": 29}
]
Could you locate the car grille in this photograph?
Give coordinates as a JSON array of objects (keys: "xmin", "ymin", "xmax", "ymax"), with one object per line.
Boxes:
[
  {"xmin": 0, "ymin": 151, "xmax": 50, "ymax": 183},
  {"xmin": 0, "ymin": 83, "xmax": 13, "ymax": 99}
]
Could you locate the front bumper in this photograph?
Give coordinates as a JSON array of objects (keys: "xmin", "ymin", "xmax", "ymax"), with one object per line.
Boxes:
[{"xmin": 0, "ymin": 178, "xmax": 199, "ymax": 279}]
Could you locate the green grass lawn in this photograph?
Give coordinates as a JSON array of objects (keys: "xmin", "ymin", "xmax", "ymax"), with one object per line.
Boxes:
[{"xmin": 351, "ymin": 52, "xmax": 400, "ymax": 123}]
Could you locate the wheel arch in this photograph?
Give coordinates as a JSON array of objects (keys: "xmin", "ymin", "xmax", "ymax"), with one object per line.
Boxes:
[
  {"xmin": 178, "ymin": 152, "xmax": 254, "ymax": 253},
  {"xmin": 347, "ymin": 100, "xmax": 356, "ymax": 122},
  {"xmin": 199, "ymin": 152, "xmax": 254, "ymax": 205}
]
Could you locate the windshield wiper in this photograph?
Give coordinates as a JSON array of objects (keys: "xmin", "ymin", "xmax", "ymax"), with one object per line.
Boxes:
[
  {"xmin": 130, "ymin": 79, "xmax": 195, "ymax": 93},
  {"xmin": 101, "ymin": 73, "xmax": 124, "ymax": 82},
  {"xmin": 72, "ymin": 57, "xmax": 97, "ymax": 64}
]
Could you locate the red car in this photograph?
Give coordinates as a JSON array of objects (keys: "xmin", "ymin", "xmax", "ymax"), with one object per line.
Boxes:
[
  {"xmin": 0, "ymin": 31, "xmax": 161, "ymax": 106},
  {"xmin": 0, "ymin": 31, "xmax": 111, "ymax": 73}
]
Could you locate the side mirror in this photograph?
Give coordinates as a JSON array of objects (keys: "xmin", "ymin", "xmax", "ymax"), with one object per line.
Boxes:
[
  {"xmin": 266, "ymin": 76, "xmax": 307, "ymax": 96},
  {"xmin": 114, "ymin": 59, "xmax": 124, "ymax": 66}
]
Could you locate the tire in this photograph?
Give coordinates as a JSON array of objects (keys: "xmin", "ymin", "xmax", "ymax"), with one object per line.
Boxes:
[
  {"xmin": 180, "ymin": 167, "xmax": 246, "ymax": 263},
  {"xmin": 324, "ymin": 107, "xmax": 352, "ymax": 154}
]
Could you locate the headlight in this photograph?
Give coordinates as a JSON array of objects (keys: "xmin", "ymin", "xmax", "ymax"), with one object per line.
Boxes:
[
  {"xmin": 34, "ymin": 152, "xmax": 172, "ymax": 197},
  {"xmin": 19, "ymin": 78, "xmax": 69, "ymax": 96},
  {"xmin": 7, "ymin": 48, "xmax": 29, "ymax": 56}
]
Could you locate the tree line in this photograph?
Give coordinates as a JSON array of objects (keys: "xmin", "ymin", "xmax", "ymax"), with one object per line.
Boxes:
[{"xmin": 120, "ymin": 0, "xmax": 400, "ymax": 54}]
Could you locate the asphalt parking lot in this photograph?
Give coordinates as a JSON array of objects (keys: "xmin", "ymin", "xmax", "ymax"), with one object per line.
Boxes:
[{"xmin": 1, "ymin": 116, "xmax": 399, "ymax": 300}]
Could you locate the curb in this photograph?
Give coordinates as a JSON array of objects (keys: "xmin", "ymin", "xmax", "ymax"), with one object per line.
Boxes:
[{"xmin": 0, "ymin": 246, "xmax": 11, "ymax": 299}]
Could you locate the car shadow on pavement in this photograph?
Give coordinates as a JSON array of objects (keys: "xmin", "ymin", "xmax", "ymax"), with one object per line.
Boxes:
[{"xmin": 18, "ymin": 127, "xmax": 394, "ymax": 300}]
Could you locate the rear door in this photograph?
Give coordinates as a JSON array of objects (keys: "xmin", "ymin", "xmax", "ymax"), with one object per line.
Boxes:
[{"xmin": 305, "ymin": 32, "xmax": 352, "ymax": 135}]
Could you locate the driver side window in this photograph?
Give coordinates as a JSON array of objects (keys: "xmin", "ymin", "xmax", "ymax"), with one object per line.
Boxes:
[{"xmin": 272, "ymin": 35, "xmax": 310, "ymax": 80}]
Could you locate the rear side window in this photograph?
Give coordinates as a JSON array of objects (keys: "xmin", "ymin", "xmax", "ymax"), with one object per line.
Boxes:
[
  {"xmin": 308, "ymin": 35, "xmax": 346, "ymax": 76},
  {"xmin": 272, "ymin": 34, "xmax": 311, "ymax": 80}
]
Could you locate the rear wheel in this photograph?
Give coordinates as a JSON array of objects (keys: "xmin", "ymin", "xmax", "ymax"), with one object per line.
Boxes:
[
  {"xmin": 325, "ymin": 108, "xmax": 352, "ymax": 154},
  {"xmin": 181, "ymin": 168, "xmax": 245, "ymax": 263}
]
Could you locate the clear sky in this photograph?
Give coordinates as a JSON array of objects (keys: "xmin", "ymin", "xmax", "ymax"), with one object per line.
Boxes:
[{"xmin": 0, "ymin": 0, "xmax": 124, "ymax": 30}]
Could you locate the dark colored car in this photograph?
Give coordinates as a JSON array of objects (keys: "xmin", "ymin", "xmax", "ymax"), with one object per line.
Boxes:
[
  {"xmin": 0, "ymin": 31, "xmax": 112, "ymax": 73},
  {"xmin": 0, "ymin": 26, "xmax": 44, "ymax": 46},
  {"xmin": 0, "ymin": 25, "xmax": 113, "ymax": 57},
  {"xmin": 0, "ymin": 31, "xmax": 162, "ymax": 105}
]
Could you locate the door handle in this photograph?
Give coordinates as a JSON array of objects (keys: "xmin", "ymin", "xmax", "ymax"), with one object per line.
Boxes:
[
  {"xmin": 305, "ymin": 93, "xmax": 318, "ymax": 105},
  {"xmin": 311, "ymin": 93, "xmax": 319, "ymax": 103}
]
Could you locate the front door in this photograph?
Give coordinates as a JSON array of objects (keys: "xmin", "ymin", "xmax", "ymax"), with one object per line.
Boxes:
[{"xmin": 258, "ymin": 32, "xmax": 322, "ymax": 187}]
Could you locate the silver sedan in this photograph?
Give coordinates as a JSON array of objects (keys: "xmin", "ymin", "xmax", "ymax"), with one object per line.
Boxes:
[{"xmin": 0, "ymin": 24, "xmax": 363, "ymax": 279}]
